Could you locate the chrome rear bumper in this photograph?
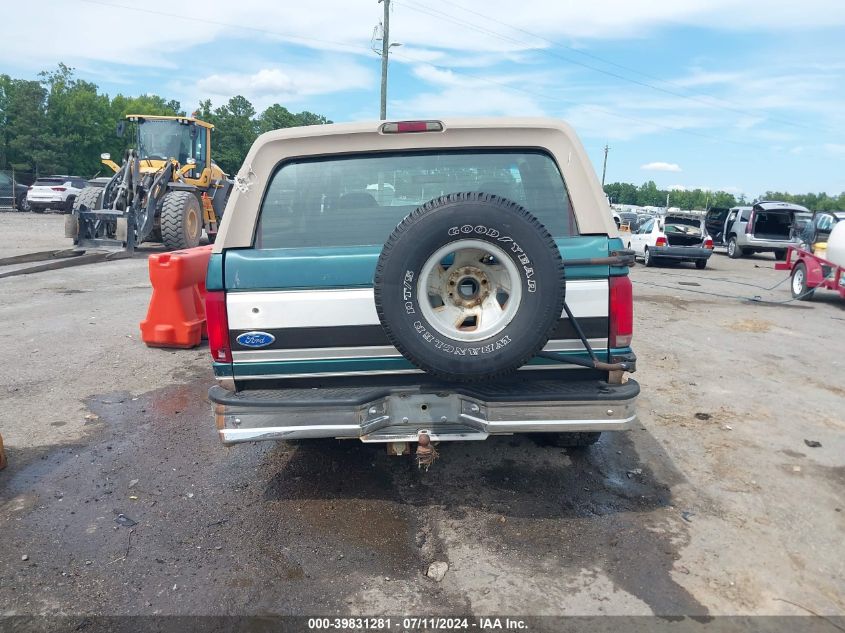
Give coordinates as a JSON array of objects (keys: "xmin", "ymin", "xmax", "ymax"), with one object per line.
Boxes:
[{"xmin": 209, "ymin": 379, "xmax": 639, "ymax": 444}]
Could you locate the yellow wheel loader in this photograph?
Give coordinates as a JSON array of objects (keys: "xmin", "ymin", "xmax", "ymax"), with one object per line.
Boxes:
[{"xmin": 66, "ymin": 115, "xmax": 233, "ymax": 252}]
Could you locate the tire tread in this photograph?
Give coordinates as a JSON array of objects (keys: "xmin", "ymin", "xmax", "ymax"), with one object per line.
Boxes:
[
  {"xmin": 373, "ymin": 192, "xmax": 565, "ymax": 382},
  {"xmin": 160, "ymin": 190, "xmax": 200, "ymax": 250}
]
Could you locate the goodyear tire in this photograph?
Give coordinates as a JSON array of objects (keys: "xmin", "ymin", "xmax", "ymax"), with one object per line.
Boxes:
[
  {"xmin": 374, "ymin": 192, "xmax": 565, "ymax": 382},
  {"xmin": 161, "ymin": 191, "xmax": 202, "ymax": 250}
]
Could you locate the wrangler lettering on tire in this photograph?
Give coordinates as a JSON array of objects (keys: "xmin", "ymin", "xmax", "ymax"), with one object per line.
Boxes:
[{"xmin": 374, "ymin": 192, "xmax": 565, "ymax": 382}]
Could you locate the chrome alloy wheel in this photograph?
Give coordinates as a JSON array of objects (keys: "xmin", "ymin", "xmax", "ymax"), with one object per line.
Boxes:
[{"xmin": 417, "ymin": 239, "xmax": 523, "ymax": 342}]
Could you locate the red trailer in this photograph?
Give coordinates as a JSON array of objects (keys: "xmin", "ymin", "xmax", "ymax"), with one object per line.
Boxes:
[{"xmin": 775, "ymin": 246, "xmax": 845, "ymax": 301}]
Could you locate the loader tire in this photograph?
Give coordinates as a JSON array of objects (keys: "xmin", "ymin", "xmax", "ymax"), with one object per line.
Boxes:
[
  {"xmin": 161, "ymin": 191, "xmax": 202, "ymax": 250},
  {"xmin": 68, "ymin": 187, "xmax": 104, "ymax": 244},
  {"xmin": 72, "ymin": 187, "xmax": 103, "ymax": 212},
  {"xmin": 64, "ymin": 214, "xmax": 78, "ymax": 240},
  {"xmin": 146, "ymin": 200, "xmax": 165, "ymax": 243}
]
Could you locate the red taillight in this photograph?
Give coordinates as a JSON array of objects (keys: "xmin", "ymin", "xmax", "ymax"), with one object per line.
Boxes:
[
  {"xmin": 704, "ymin": 237, "xmax": 714, "ymax": 249},
  {"xmin": 609, "ymin": 275, "xmax": 633, "ymax": 348},
  {"xmin": 381, "ymin": 120, "xmax": 444, "ymax": 133},
  {"xmin": 745, "ymin": 210, "xmax": 754, "ymax": 234},
  {"xmin": 655, "ymin": 236, "xmax": 668, "ymax": 247},
  {"xmin": 205, "ymin": 290, "xmax": 232, "ymax": 363},
  {"xmin": 51, "ymin": 187, "xmax": 67, "ymax": 192}
]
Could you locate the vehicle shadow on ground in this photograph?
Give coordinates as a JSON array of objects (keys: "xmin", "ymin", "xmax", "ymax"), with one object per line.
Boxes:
[{"xmin": 263, "ymin": 429, "xmax": 684, "ymax": 521}]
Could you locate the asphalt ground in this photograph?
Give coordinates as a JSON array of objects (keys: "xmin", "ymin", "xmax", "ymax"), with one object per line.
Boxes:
[{"xmin": 0, "ymin": 213, "xmax": 842, "ymax": 626}]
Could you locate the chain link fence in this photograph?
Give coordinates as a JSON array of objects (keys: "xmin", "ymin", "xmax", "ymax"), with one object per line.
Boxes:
[{"xmin": 0, "ymin": 168, "xmax": 36, "ymax": 211}]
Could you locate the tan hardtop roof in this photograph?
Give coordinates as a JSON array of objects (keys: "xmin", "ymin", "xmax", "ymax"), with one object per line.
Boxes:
[
  {"xmin": 252, "ymin": 117, "xmax": 573, "ymax": 141},
  {"xmin": 214, "ymin": 117, "xmax": 616, "ymax": 250}
]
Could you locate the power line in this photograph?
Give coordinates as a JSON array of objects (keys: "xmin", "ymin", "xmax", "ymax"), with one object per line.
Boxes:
[
  {"xmin": 73, "ymin": 0, "xmax": 803, "ymax": 152},
  {"xmin": 389, "ymin": 49, "xmax": 771, "ymax": 150},
  {"xmin": 395, "ymin": 0, "xmax": 823, "ymax": 133}
]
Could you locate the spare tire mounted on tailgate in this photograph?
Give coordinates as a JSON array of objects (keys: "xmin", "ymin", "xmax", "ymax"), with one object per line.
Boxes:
[{"xmin": 374, "ymin": 192, "xmax": 565, "ymax": 382}]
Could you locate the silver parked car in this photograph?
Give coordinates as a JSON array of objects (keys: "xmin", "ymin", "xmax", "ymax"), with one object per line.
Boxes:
[{"xmin": 723, "ymin": 201, "xmax": 809, "ymax": 260}]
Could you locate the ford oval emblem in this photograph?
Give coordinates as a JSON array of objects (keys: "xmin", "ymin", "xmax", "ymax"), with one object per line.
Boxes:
[{"xmin": 236, "ymin": 331, "xmax": 275, "ymax": 348}]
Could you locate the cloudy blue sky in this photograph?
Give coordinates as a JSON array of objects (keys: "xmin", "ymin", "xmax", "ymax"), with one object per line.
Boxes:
[{"xmin": 2, "ymin": 0, "xmax": 844, "ymax": 197}]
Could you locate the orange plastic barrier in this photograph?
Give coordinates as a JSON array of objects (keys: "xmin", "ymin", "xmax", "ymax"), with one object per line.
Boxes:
[{"xmin": 140, "ymin": 245, "xmax": 213, "ymax": 348}]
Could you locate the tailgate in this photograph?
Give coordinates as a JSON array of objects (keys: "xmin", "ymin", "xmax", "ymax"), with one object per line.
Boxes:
[{"xmin": 213, "ymin": 236, "xmax": 619, "ymax": 383}]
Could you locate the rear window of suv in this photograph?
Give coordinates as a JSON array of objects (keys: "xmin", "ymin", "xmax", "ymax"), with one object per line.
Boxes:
[{"xmin": 255, "ymin": 150, "xmax": 577, "ymax": 249}]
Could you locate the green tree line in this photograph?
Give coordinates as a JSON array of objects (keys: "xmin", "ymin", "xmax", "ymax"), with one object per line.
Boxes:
[
  {"xmin": 604, "ymin": 180, "xmax": 844, "ymax": 212},
  {"xmin": 0, "ymin": 64, "xmax": 332, "ymax": 179},
  {"xmin": 604, "ymin": 180, "xmax": 737, "ymax": 209}
]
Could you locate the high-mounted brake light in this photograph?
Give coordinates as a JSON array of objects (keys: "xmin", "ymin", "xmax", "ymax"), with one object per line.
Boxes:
[
  {"xmin": 381, "ymin": 120, "xmax": 444, "ymax": 134},
  {"xmin": 655, "ymin": 236, "xmax": 668, "ymax": 247},
  {"xmin": 205, "ymin": 291, "xmax": 232, "ymax": 363},
  {"xmin": 609, "ymin": 276, "xmax": 633, "ymax": 349},
  {"xmin": 704, "ymin": 237, "xmax": 714, "ymax": 249}
]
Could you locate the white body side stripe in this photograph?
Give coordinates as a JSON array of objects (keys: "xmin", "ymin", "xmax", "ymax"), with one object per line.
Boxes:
[
  {"xmin": 227, "ymin": 280, "xmax": 609, "ymax": 330},
  {"xmin": 231, "ymin": 338, "xmax": 609, "ymax": 362}
]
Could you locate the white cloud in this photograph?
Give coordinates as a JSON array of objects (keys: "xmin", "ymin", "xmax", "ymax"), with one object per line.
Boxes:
[
  {"xmin": 824, "ymin": 143, "xmax": 845, "ymax": 156},
  {"xmin": 4, "ymin": 0, "xmax": 845, "ymax": 72},
  {"xmin": 394, "ymin": 62, "xmax": 555, "ymax": 118},
  {"xmin": 641, "ymin": 162, "xmax": 682, "ymax": 172},
  {"xmin": 391, "ymin": 85, "xmax": 546, "ymax": 118},
  {"xmin": 194, "ymin": 61, "xmax": 372, "ymax": 108}
]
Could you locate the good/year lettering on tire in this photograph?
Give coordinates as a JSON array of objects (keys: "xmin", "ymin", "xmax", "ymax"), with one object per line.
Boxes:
[{"xmin": 374, "ymin": 192, "xmax": 565, "ymax": 382}]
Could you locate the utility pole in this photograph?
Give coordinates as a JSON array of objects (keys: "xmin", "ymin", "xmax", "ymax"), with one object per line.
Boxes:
[
  {"xmin": 601, "ymin": 144, "xmax": 610, "ymax": 188},
  {"xmin": 374, "ymin": 0, "xmax": 401, "ymax": 119},
  {"xmin": 380, "ymin": 0, "xmax": 390, "ymax": 119}
]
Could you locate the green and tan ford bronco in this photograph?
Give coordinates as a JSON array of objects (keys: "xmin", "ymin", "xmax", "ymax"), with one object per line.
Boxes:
[{"xmin": 205, "ymin": 118, "xmax": 638, "ymax": 461}]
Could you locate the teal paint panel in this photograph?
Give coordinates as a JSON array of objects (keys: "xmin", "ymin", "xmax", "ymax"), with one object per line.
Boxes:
[
  {"xmin": 228, "ymin": 346, "xmax": 633, "ymax": 378},
  {"xmin": 607, "ymin": 236, "xmax": 631, "ymax": 277},
  {"xmin": 213, "ymin": 361, "xmax": 233, "ymax": 377},
  {"xmin": 206, "ymin": 253, "xmax": 225, "ymax": 291},
  {"xmin": 224, "ymin": 236, "xmax": 612, "ymax": 290},
  {"xmin": 225, "ymin": 246, "xmax": 381, "ymax": 290},
  {"xmin": 232, "ymin": 356, "xmax": 418, "ymax": 377}
]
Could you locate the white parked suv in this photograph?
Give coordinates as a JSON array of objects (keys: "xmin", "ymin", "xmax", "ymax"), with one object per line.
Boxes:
[{"xmin": 27, "ymin": 176, "xmax": 88, "ymax": 213}]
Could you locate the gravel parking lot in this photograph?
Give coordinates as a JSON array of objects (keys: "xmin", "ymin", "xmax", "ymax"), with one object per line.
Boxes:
[{"xmin": 0, "ymin": 213, "xmax": 843, "ymax": 621}]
